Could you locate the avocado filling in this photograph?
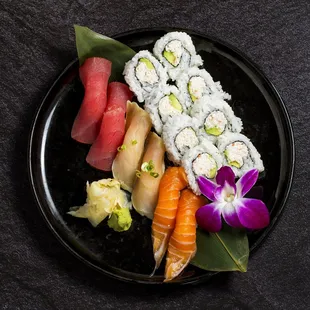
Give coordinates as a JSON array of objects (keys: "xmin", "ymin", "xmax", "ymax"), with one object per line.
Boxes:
[
  {"xmin": 158, "ymin": 94, "xmax": 183, "ymax": 120},
  {"xmin": 224, "ymin": 141, "xmax": 249, "ymax": 168},
  {"xmin": 135, "ymin": 58, "xmax": 159, "ymax": 84},
  {"xmin": 193, "ymin": 153, "xmax": 217, "ymax": 179},
  {"xmin": 175, "ymin": 127, "xmax": 199, "ymax": 155},
  {"xmin": 204, "ymin": 111, "xmax": 228, "ymax": 136},
  {"xmin": 188, "ymin": 76, "xmax": 206, "ymax": 102},
  {"xmin": 163, "ymin": 40, "xmax": 183, "ymax": 67}
]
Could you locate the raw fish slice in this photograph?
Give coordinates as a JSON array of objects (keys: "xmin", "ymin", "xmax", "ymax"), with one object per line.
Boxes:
[
  {"xmin": 86, "ymin": 108, "xmax": 125, "ymax": 171},
  {"xmin": 151, "ymin": 167, "xmax": 188, "ymax": 271},
  {"xmin": 86, "ymin": 82, "xmax": 132, "ymax": 171},
  {"xmin": 164, "ymin": 189, "xmax": 206, "ymax": 282},
  {"xmin": 132, "ymin": 132, "xmax": 165, "ymax": 219},
  {"xmin": 71, "ymin": 57, "xmax": 111, "ymax": 144},
  {"xmin": 105, "ymin": 82, "xmax": 132, "ymax": 113},
  {"xmin": 79, "ymin": 57, "xmax": 112, "ymax": 85},
  {"xmin": 112, "ymin": 102, "xmax": 152, "ymax": 192}
]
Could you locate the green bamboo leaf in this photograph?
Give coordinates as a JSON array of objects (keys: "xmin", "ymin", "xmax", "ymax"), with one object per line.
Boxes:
[
  {"xmin": 191, "ymin": 225, "xmax": 249, "ymax": 272},
  {"xmin": 74, "ymin": 25, "xmax": 136, "ymax": 81}
]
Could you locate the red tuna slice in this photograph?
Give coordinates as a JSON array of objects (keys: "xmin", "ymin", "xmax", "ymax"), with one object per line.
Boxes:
[
  {"xmin": 85, "ymin": 82, "xmax": 133, "ymax": 171},
  {"xmin": 86, "ymin": 108, "xmax": 125, "ymax": 171},
  {"xmin": 71, "ymin": 57, "xmax": 112, "ymax": 144},
  {"xmin": 79, "ymin": 57, "xmax": 111, "ymax": 85},
  {"xmin": 105, "ymin": 82, "xmax": 133, "ymax": 113}
]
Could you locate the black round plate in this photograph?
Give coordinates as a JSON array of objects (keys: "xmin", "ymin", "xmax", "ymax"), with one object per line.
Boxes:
[{"xmin": 28, "ymin": 28, "xmax": 295, "ymax": 285}]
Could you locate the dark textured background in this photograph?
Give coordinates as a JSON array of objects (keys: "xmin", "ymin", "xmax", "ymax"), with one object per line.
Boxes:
[{"xmin": 0, "ymin": 0, "xmax": 309, "ymax": 309}]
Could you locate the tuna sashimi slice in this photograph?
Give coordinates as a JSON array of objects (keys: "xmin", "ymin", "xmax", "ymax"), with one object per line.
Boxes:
[
  {"xmin": 71, "ymin": 57, "xmax": 112, "ymax": 144},
  {"xmin": 86, "ymin": 108, "xmax": 125, "ymax": 171},
  {"xmin": 86, "ymin": 82, "xmax": 133, "ymax": 171},
  {"xmin": 106, "ymin": 82, "xmax": 133, "ymax": 113}
]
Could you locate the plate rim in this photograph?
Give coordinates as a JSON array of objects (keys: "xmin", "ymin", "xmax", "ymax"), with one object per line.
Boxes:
[{"xmin": 27, "ymin": 27, "xmax": 295, "ymax": 285}]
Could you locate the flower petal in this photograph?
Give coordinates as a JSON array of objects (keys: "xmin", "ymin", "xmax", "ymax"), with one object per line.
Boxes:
[
  {"xmin": 222, "ymin": 203, "xmax": 243, "ymax": 228},
  {"xmin": 236, "ymin": 169, "xmax": 259, "ymax": 198},
  {"xmin": 216, "ymin": 166, "xmax": 236, "ymax": 189},
  {"xmin": 234, "ymin": 198, "xmax": 270, "ymax": 230},
  {"xmin": 197, "ymin": 176, "xmax": 217, "ymax": 201},
  {"xmin": 196, "ymin": 202, "xmax": 223, "ymax": 232}
]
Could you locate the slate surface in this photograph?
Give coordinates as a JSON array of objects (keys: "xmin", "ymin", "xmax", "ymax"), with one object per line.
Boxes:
[{"xmin": 0, "ymin": 0, "xmax": 309, "ymax": 309}]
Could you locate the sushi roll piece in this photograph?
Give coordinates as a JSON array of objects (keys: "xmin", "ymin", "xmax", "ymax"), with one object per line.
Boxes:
[
  {"xmin": 123, "ymin": 50, "xmax": 168, "ymax": 102},
  {"xmin": 153, "ymin": 31, "xmax": 203, "ymax": 80},
  {"xmin": 144, "ymin": 85, "xmax": 188, "ymax": 134},
  {"xmin": 176, "ymin": 67, "xmax": 231, "ymax": 108},
  {"xmin": 191, "ymin": 95, "xmax": 243, "ymax": 143},
  {"xmin": 182, "ymin": 139, "xmax": 223, "ymax": 195},
  {"xmin": 217, "ymin": 132, "xmax": 264, "ymax": 178},
  {"xmin": 162, "ymin": 114, "xmax": 200, "ymax": 165}
]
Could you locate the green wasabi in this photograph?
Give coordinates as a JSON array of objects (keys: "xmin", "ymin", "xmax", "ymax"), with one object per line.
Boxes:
[{"xmin": 108, "ymin": 206, "xmax": 132, "ymax": 232}]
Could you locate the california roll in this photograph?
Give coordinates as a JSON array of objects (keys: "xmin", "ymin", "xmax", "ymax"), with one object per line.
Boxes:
[
  {"xmin": 153, "ymin": 31, "xmax": 203, "ymax": 80},
  {"xmin": 191, "ymin": 95, "xmax": 243, "ymax": 143},
  {"xmin": 162, "ymin": 114, "xmax": 200, "ymax": 165},
  {"xmin": 123, "ymin": 50, "xmax": 168, "ymax": 102},
  {"xmin": 217, "ymin": 132, "xmax": 264, "ymax": 177},
  {"xmin": 144, "ymin": 85, "xmax": 187, "ymax": 134},
  {"xmin": 182, "ymin": 139, "xmax": 223, "ymax": 195},
  {"xmin": 176, "ymin": 67, "xmax": 231, "ymax": 108}
]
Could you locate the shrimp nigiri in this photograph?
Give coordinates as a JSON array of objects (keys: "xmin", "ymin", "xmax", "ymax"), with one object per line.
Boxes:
[
  {"xmin": 151, "ymin": 167, "xmax": 188, "ymax": 271},
  {"xmin": 164, "ymin": 189, "xmax": 207, "ymax": 282}
]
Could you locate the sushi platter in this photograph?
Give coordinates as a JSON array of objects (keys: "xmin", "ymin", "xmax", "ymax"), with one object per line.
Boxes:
[{"xmin": 28, "ymin": 26, "xmax": 294, "ymax": 284}]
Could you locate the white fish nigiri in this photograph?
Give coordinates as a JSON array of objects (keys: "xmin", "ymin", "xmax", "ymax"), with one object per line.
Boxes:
[
  {"xmin": 132, "ymin": 132, "xmax": 166, "ymax": 219},
  {"xmin": 112, "ymin": 101, "xmax": 152, "ymax": 192}
]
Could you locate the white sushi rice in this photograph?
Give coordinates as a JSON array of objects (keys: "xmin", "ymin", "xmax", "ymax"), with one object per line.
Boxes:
[
  {"xmin": 122, "ymin": 33, "xmax": 265, "ymax": 183},
  {"xmin": 182, "ymin": 139, "xmax": 223, "ymax": 195},
  {"xmin": 144, "ymin": 85, "xmax": 187, "ymax": 134},
  {"xmin": 190, "ymin": 95, "xmax": 243, "ymax": 143},
  {"xmin": 217, "ymin": 132, "xmax": 264, "ymax": 178},
  {"xmin": 123, "ymin": 50, "xmax": 168, "ymax": 102},
  {"xmin": 153, "ymin": 32, "xmax": 203, "ymax": 81},
  {"xmin": 162, "ymin": 114, "xmax": 200, "ymax": 165},
  {"xmin": 176, "ymin": 67, "xmax": 231, "ymax": 108}
]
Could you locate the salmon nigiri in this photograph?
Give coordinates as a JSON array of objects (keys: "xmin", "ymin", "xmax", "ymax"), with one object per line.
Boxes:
[
  {"xmin": 86, "ymin": 82, "xmax": 133, "ymax": 171},
  {"xmin": 132, "ymin": 132, "xmax": 165, "ymax": 219},
  {"xmin": 112, "ymin": 101, "xmax": 152, "ymax": 192},
  {"xmin": 151, "ymin": 167, "xmax": 188, "ymax": 271},
  {"xmin": 71, "ymin": 57, "xmax": 112, "ymax": 144},
  {"xmin": 165, "ymin": 189, "xmax": 207, "ymax": 282}
]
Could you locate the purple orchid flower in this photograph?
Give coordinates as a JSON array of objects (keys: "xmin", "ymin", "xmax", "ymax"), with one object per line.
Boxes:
[{"xmin": 196, "ymin": 166, "xmax": 270, "ymax": 233}]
